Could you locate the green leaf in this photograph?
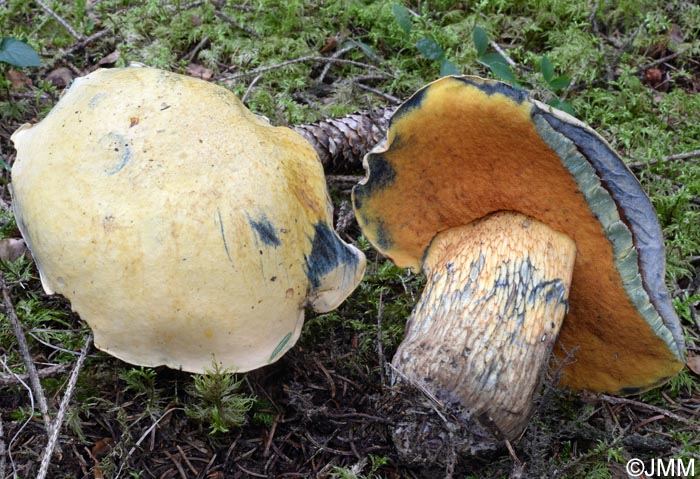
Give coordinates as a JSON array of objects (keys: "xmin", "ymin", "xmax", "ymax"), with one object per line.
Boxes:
[
  {"xmin": 0, "ymin": 38, "xmax": 41, "ymax": 67},
  {"xmin": 540, "ymin": 55, "xmax": 554, "ymax": 83},
  {"xmin": 416, "ymin": 37, "xmax": 444, "ymax": 61},
  {"xmin": 392, "ymin": 4, "xmax": 413, "ymax": 34},
  {"xmin": 548, "ymin": 98, "xmax": 576, "ymax": 116},
  {"xmin": 343, "ymin": 39, "xmax": 380, "ymax": 62},
  {"xmin": 440, "ymin": 59, "xmax": 460, "ymax": 76},
  {"xmin": 478, "ymin": 54, "xmax": 517, "ymax": 84},
  {"xmin": 548, "ymin": 75, "xmax": 571, "ymax": 90},
  {"xmin": 472, "ymin": 26, "xmax": 489, "ymax": 57},
  {"xmin": 481, "ymin": 52, "xmax": 510, "ymax": 67}
]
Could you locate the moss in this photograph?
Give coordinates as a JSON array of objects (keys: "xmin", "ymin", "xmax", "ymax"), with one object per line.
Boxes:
[{"xmin": 1, "ymin": 0, "xmax": 699, "ymax": 477}]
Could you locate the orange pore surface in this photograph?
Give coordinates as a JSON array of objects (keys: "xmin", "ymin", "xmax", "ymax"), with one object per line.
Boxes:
[{"xmin": 354, "ymin": 77, "xmax": 682, "ymax": 393}]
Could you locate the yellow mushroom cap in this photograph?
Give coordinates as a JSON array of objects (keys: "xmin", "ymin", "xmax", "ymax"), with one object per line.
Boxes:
[
  {"xmin": 11, "ymin": 67, "xmax": 366, "ymax": 373},
  {"xmin": 352, "ymin": 76, "xmax": 685, "ymax": 394}
]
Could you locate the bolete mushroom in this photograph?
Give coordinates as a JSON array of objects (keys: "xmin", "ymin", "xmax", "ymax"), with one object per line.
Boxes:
[
  {"xmin": 352, "ymin": 76, "xmax": 685, "ymax": 446},
  {"xmin": 11, "ymin": 67, "xmax": 366, "ymax": 373}
]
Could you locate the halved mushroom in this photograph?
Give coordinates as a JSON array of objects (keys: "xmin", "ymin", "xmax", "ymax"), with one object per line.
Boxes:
[
  {"xmin": 352, "ymin": 76, "xmax": 685, "ymax": 447},
  {"xmin": 11, "ymin": 67, "xmax": 366, "ymax": 373}
]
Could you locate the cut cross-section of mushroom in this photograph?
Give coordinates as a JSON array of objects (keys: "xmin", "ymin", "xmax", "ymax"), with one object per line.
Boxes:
[
  {"xmin": 11, "ymin": 67, "xmax": 366, "ymax": 374},
  {"xmin": 353, "ymin": 76, "xmax": 685, "ymax": 447}
]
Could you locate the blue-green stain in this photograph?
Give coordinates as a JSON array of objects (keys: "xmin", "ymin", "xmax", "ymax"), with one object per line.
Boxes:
[
  {"xmin": 618, "ymin": 386, "xmax": 643, "ymax": 395},
  {"xmin": 352, "ymin": 154, "xmax": 397, "ymax": 206},
  {"xmin": 304, "ymin": 222, "xmax": 359, "ymax": 289},
  {"xmin": 88, "ymin": 92, "xmax": 107, "ymax": 108},
  {"xmin": 104, "ymin": 133, "xmax": 131, "ymax": 175},
  {"xmin": 372, "ymin": 218, "xmax": 393, "ymax": 251},
  {"xmin": 270, "ymin": 332, "xmax": 292, "ymax": 361},
  {"xmin": 389, "ymin": 86, "xmax": 428, "ymax": 124},
  {"xmin": 217, "ymin": 208, "xmax": 234, "ymax": 264},
  {"xmin": 248, "ymin": 213, "xmax": 281, "ymax": 247},
  {"xmin": 455, "ymin": 76, "xmax": 528, "ymax": 103}
]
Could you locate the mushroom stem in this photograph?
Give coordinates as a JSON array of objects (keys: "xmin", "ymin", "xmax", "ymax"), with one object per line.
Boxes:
[{"xmin": 393, "ymin": 211, "xmax": 576, "ymax": 440}]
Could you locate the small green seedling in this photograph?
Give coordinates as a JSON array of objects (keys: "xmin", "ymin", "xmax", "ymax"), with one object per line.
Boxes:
[
  {"xmin": 472, "ymin": 26, "xmax": 575, "ymax": 114},
  {"xmin": 186, "ymin": 361, "xmax": 255, "ymax": 434},
  {"xmin": 540, "ymin": 55, "xmax": 574, "ymax": 115},
  {"xmin": 472, "ymin": 26, "xmax": 517, "ymax": 85},
  {"xmin": 391, "ymin": 4, "xmax": 460, "ymax": 76}
]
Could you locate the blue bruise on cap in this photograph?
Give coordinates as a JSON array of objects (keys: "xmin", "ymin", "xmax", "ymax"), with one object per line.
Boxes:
[
  {"xmin": 388, "ymin": 85, "xmax": 428, "ymax": 125},
  {"xmin": 248, "ymin": 213, "xmax": 281, "ymax": 247},
  {"xmin": 304, "ymin": 222, "xmax": 360, "ymax": 289},
  {"xmin": 269, "ymin": 332, "xmax": 293, "ymax": 362},
  {"xmin": 104, "ymin": 132, "xmax": 132, "ymax": 175},
  {"xmin": 371, "ymin": 218, "xmax": 393, "ymax": 251},
  {"xmin": 455, "ymin": 76, "xmax": 528, "ymax": 103},
  {"xmin": 352, "ymin": 153, "xmax": 396, "ymax": 210}
]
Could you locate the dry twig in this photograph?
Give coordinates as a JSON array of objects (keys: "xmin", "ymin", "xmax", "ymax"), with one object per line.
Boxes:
[
  {"xmin": 241, "ymin": 74, "xmax": 262, "ymax": 103},
  {"xmin": 0, "ymin": 413, "xmax": 6, "ymax": 479},
  {"xmin": 214, "ymin": 9, "xmax": 260, "ymax": 38},
  {"xmin": 34, "ymin": 0, "xmax": 82, "ymax": 40},
  {"xmin": 41, "ymin": 28, "xmax": 111, "ymax": 72},
  {"xmin": 318, "ymin": 45, "xmax": 355, "ymax": 84},
  {"xmin": 114, "ymin": 407, "xmax": 184, "ymax": 479},
  {"xmin": 627, "ymin": 149, "xmax": 700, "ymax": 170},
  {"xmin": 599, "ymin": 394, "xmax": 700, "ymax": 430},
  {"xmin": 224, "ymin": 56, "xmax": 391, "ymax": 83},
  {"xmin": 637, "ymin": 48, "xmax": 690, "ymax": 73},
  {"xmin": 0, "ymin": 362, "xmax": 71, "ymax": 386},
  {"xmin": 489, "ymin": 40, "xmax": 518, "ymax": 69},
  {"xmin": 376, "ymin": 290, "xmax": 386, "ymax": 386},
  {"xmin": 36, "ymin": 334, "xmax": 93, "ymax": 479},
  {"xmin": 351, "ymin": 82, "xmax": 401, "ymax": 104},
  {"xmin": 1, "ymin": 275, "xmax": 51, "ymax": 428}
]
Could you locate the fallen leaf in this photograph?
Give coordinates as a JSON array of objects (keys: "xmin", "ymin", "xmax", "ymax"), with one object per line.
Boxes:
[
  {"xmin": 46, "ymin": 67, "xmax": 74, "ymax": 89},
  {"xmin": 669, "ymin": 24, "xmax": 683, "ymax": 44},
  {"xmin": 91, "ymin": 437, "xmax": 114, "ymax": 459},
  {"xmin": 186, "ymin": 63, "xmax": 213, "ymax": 80},
  {"xmin": 97, "ymin": 50, "xmax": 120, "ymax": 66},
  {"xmin": 319, "ymin": 36, "xmax": 338, "ymax": 54},
  {"xmin": 0, "ymin": 238, "xmax": 27, "ymax": 262},
  {"xmin": 6, "ymin": 69, "xmax": 32, "ymax": 89},
  {"xmin": 645, "ymin": 68, "xmax": 662, "ymax": 85},
  {"xmin": 687, "ymin": 354, "xmax": 700, "ymax": 375}
]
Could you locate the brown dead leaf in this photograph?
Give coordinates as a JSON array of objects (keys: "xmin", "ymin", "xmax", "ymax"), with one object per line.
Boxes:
[
  {"xmin": 91, "ymin": 438, "xmax": 114, "ymax": 460},
  {"xmin": 6, "ymin": 70, "xmax": 32, "ymax": 89},
  {"xmin": 186, "ymin": 63, "xmax": 213, "ymax": 80},
  {"xmin": 687, "ymin": 354, "xmax": 700, "ymax": 375},
  {"xmin": 97, "ymin": 50, "xmax": 120, "ymax": 66},
  {"xmin": 46, "ymin": 67, "xmax": 74, "ymax": 89},
  {"xmin": 0, "ymin": 238, "xmax": 27, "ymax": 262},
  {"xmin": 645, "ymin": 68, "xmax": 662, "ymax": 85},
  {"xmin": 319, "ymin": 36, "xmax": 338, "ymax": 54},
  {"xmin": 669, "ymin": 24, "xmax": 683, "ymax": 44}
]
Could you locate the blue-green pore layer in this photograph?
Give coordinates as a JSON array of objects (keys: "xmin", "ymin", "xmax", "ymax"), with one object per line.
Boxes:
[{"xmin": 532, "ymin": 110, "xmax": 685, "ymax": 361}]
